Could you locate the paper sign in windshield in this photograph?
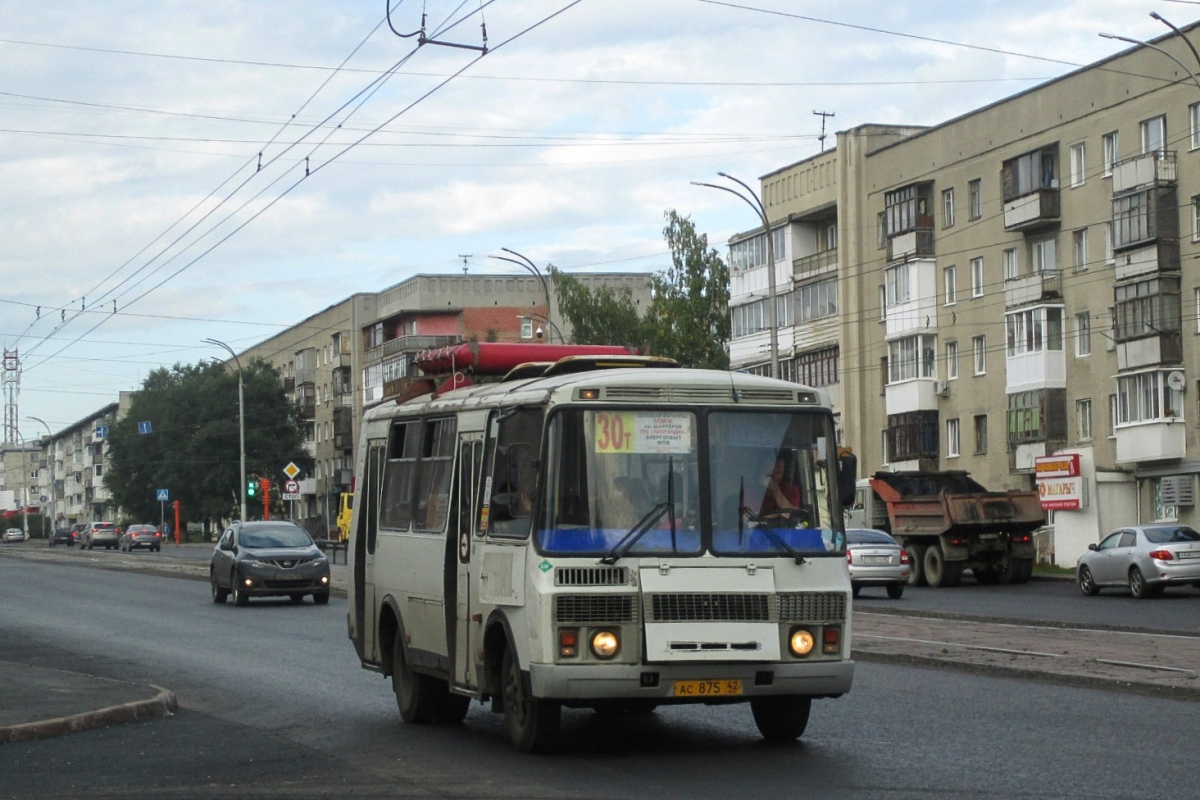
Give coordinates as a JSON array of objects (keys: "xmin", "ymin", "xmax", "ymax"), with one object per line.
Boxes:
[{"xmin": 594, "ymin": 411, "xmax": 692, "ymax": 454}]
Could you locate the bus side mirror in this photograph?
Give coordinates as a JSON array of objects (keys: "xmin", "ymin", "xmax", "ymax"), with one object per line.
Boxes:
[{"xmin": 837, "ymin": 451, "xmax": 857, "ymax": 508}]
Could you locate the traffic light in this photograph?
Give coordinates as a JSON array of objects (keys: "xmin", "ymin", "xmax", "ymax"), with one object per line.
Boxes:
[{"xmin": 247, "ymin": 479, "xmax": 257, "ymax": 498}]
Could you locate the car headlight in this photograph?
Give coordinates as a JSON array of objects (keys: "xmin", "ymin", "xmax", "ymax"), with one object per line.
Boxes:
[
  {"xmin": 249, "ymin": 560, "xmax": 266, "ymax": 569},
  {"xmin": 313, "ymin": 557, "xmax": 328, "ymax": 567},
  {"xmin": 789, "ymin": 628, "xmax": 815, "ymax": 657},
  {"xmin": 589, "ymin": 630, "xmax": 620, "ymax": 659}
]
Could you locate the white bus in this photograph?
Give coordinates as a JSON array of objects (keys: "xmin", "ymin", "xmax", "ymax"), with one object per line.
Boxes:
[{"xmin": 346, "ymin": 351, "xmax": 855, "ymax": 752}]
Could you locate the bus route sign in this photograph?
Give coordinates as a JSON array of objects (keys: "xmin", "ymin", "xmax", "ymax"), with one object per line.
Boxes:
[{"xmin": 593, "ymin": 411, "xmax": 692, "ymax": 454}]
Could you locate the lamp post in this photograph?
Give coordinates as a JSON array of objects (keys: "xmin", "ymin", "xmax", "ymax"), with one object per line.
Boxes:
[
  {"xmin": 490, "ymin": 248, "xmax": 556, "ymax": 342},
  {"xmin": 1099, "ymin": 30, "xmax": 1200, "ymax": 96},
  {"xmin": 691, "ymin": 172, "xmax": 780, "ymax": 378},
  {"xmin": 11, "ymin": 429, "xmax": 29, "ymax": 541},
  {"xmin": 205, "ymin": 338, "xmax": 246, "ymax": 523},
  {"xmin": 28, "ymin": 416, "xmax": 53, "ymax": 529}
]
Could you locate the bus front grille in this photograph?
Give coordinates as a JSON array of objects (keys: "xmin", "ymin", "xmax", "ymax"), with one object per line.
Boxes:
[
  {"xmin": 555, "ymin": 566, "xmax": 628, "ymax": 586},
  {"xmin": 647, "ymin": 593, "xmax": 770, "ymax": 622},
  {"xmin": 778, "ymin": 592, "xmax": 846, "ymax": 622},
  {"xmin": 555, "ymin": 594, "xmax": 638, "ymax": 623}
]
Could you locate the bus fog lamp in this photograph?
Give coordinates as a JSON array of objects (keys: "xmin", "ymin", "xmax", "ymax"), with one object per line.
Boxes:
[
  {"xmin": 559, "ymin": 629, "xmax": 579, "ymax": 658},
  {"xmin": 589, "ymin": 630, "xmax": 620, "ymax": 659},
  {"xmin": 822, "ymin": 627, "xmax": 841, "ymax": 655},
  {"xmin": 789, "ymin": 628, "xmax": 815, "ymax": 656}
]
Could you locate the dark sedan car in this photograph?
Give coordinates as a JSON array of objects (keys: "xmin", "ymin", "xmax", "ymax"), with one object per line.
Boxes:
[
  {"xmin": 210, "ymin": 521, "xmax": 330, "ymax": 606},
  {"xmin": 48, "ymin": 528, "xmax": 76, "ymax": 547}
]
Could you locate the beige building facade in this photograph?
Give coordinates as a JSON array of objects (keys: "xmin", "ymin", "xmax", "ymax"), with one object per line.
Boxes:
[{"xmin": 729, "ymin": 25, "xmax": 1200, "ymax": 565}]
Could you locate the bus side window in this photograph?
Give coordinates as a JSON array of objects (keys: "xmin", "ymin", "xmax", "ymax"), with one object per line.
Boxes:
[{"xmin": 486, "ymin": 407, "xmax": 545, "ymax": 538}]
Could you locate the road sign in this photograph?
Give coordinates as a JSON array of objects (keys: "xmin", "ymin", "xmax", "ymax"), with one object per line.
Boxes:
[
  {"xmin": 284, "ymin": 480, "xmax": 299, "ymax": 493},
  {"xmin": 94, "ymin": 425, "xmax": 108, "ymax": 439},
  {"xmin": 39, "ymin": 495, "xmax": 47, "ymax": 503},
  {"xmin": 157, "ymin": 489, "xmax": 169, "ymax": 502},
  {"xmin": 138, "ymin": 421, "xmax": 153, "ymax": 435},
  {"xmin": 283, "ymin": 462, "xmax": 301, "ymax": 480}
]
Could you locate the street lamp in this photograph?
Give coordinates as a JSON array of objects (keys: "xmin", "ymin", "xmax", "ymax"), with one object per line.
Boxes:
[
  {"xmin": 490, "ymin": 248, "xmax": 556, "ymax": 342},
  {"xmin": 27, "ymin": 416, "xmax": 53, "ymax": 529},
  {"xmin": 1099, "ymin": 30, "xmax": 1200, "ymax": 96},
  {"xmin": 205, "ymin": 338, "xmax": 247, "ymax": 523},
  {"xmin": 691, "ymin": 172, "xmax": 780, "ymax": 378}
]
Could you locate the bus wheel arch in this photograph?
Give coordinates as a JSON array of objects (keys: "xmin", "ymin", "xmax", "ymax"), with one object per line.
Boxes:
[
  {"xmin": 482, "ymin": 613, "xmax": 515, "ymax": 712},
  {"xmin": 378, "ymin": 597, "xmax": 403, "ymax": 678}
]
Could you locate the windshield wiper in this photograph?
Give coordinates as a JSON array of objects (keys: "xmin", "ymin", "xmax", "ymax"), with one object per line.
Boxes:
[
  {"xmin": 599, "ymin": 503, "xmax": 670, "ymax": 565},
  {"xmin": 739, "ymin": 496, "xmax": 806, "ymax": 566}
]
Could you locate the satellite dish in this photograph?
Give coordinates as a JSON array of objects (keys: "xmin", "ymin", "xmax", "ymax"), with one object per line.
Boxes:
[{"xmin": 1167, "ymin": 370, "xmax": 1186, "ymax": 392}]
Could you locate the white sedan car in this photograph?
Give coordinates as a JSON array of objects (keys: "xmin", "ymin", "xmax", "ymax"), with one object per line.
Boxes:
[{"xmin": 3, "ymin": 527, "xmax": 26, "ymax": 543}]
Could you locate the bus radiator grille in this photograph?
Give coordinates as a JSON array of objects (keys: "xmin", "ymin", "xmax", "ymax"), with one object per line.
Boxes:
[
  {"xmin": 555, "ymin": 594, "xmax": 638, "ymax": 624},
  {"xmin": 647, "ymin": 593, "xmax": 770, "ymax": 622},
  {"xmin": 555, "ymin": 566, "xmax": 628, "ymax": 586},
  {"xmin": 777, "ymin": 592, "xmax": 846, "ymax": 623}
]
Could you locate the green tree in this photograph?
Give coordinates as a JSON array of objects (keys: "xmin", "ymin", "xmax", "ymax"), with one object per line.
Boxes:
[
  {"xmin": 103, "ymin": 359, "xmax": 310, "ymax": 525},
  {"xmin": 648, "ymin": 210, "xmax": 730, "ymax": 369},
  {"xmin": 548, "ymin": 265, "xmax": 650, "ymax": 347}
]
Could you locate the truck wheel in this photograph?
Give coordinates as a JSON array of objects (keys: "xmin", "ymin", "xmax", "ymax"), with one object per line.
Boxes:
[
  {"xmin": 905, "ymin": 544, "xmax": 926, "ymax": 586},
  {"xmin": 751, "ymin": 696, "xmax": 812, "ymax": 741},
  {"xmin": 943, "ymin": 560, "xmax": 964, "ymax": 587},
  {"xmin": 923, "ymin": 545, "xmax": 947, "ymax": 588}
]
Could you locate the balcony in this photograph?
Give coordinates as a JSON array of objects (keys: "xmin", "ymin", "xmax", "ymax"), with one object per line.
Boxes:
[
  {"xmin": 365, "ymin": 335, "xmax": 462, "ymax": 366},
  {"xmin": 1112, "ymin": 150, "xmax": 1176, "ymax": 194},
  {"xmin": 1117, "ymin": 333, "xmax": 1182, "ymax": 372},
  {"xmin": 793, "ymin": 249, "xmax": 837, "ymax": 280},
  {"xmin": 1004, "ymin": 269, "xmax": 1061, "ymax": 308},
  {"xmin": 886, "ymin": 226, "xmax": 933, "ymax": 263},
  {"xmin": 1114, "ymin": 240, "xmax": 1179, "ymax": 283},
  {"xmin": 1003, "ymin": 188, "xmax": 1060, "ymax": 232},
  {"xmin": 884, "ymin": 378, "xmax": 940, "ymax": 415},
  {"xmin": 297, "ymin": 401, "xmax": 316, "ymax": 420},
  {"xmin": 1115, "ymin": 420, "xmax": 1186, "ymax": 464}
]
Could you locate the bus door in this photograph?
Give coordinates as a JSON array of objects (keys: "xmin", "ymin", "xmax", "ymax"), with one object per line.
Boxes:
[
  {"xmin": 449, "ymin": 432, "xmax": 485, "ymax": 690},
  {"xmin": 354, "ymin": 438, "xmax": 385, "ymax": 665}
]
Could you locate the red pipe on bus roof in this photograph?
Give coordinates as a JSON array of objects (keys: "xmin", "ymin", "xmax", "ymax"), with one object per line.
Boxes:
[{"xmin": 415, "ymin": 341, "xmax": 637, "ymax": 375}]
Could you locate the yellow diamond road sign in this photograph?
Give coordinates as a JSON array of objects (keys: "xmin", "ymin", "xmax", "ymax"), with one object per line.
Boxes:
[{"xmin": 283, "ymin": 462, "xmax": 301, "ymax": 480}]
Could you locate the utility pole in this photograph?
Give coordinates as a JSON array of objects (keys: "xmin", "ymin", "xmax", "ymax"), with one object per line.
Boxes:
[
  {"xmin": 458, "ymin": 254, "xmax": 472, "ymax": 275},
  {"xmin": 813, "ymin": 110, "xmax": 835, "ymax": 152}
]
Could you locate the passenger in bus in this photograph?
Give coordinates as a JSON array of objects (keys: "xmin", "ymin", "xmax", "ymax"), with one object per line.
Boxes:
[{"xmin": 609, "ymin": 476, "xmax": 651, "ymax": 530}]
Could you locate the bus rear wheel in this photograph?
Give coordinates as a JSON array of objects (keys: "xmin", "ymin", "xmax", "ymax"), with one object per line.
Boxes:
[
  {"xmin": 393, "ymin": 636, "xmax": 439, "ymax": 724},
  {"xmin": 501, "ymin": 647, "xmax": 560, "ymax": 753},
  {"xmin": 751, "ymin": 695, "xmax": 812, "ymax": 741}
]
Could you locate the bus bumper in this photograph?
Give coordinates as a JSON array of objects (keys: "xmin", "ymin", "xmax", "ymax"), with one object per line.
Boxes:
[{"xmin": 528, "ymin": 659, "xmax": 854, "ymax": 701}]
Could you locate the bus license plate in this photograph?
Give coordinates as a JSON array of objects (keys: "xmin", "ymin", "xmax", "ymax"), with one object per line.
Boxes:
[{"xmin": 673, "ymin": 679, "xmax": 743, "ymax": 697}]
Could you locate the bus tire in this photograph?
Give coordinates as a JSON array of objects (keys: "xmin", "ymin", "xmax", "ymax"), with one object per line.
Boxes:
[
  {"xmin": 393, "ymin": 636, "xmax": 438, "ymax": 724},
  {"xmin": 751, "ymin": 695, "xmax": 812, "ymax": 741},
  {"xmin": 501, "ymin": 647, "xmax": 560, "ymax": 753},
  {"xmin": 438, "ymin": 692, "xmax": 471, "ymax": 723}
]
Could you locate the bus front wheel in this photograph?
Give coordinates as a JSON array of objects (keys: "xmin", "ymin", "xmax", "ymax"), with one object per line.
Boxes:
[
  {"xmin": 751, "ymin": 695, "xmax": 812, "ymax": 741},
  {"xmin": 501, "ymin": 647, "xmax": 560, "ymax": 753},
  {"xmin": 393, "ymin": 636, "xmax": 438, "ymax": 724}
]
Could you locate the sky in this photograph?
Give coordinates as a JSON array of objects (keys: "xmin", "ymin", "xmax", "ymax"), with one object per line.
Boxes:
[{"xmin": 0, "ymin": 0, "xmax": 1188, "ymax": 437}]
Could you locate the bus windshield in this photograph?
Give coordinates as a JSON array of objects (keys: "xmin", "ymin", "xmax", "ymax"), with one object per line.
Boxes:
[{"xmin": 537, "ymin": 407, "xmax": 843, "ymax": 558}]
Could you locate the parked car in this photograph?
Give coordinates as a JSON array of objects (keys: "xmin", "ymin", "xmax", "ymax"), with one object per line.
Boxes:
[
  {"xmin": 81, "ymin": 521, "xmax": 120, "ymax": 550},
  {"xmin": 1077, "ymin": 525, "xmax": 1200, "ymax": 599},
  {"xmin": 70, "ymin": 522, "xmax": 88, "ymax": 543},
  {"xmin": 845, "ymin": 527, "xmax": 910, "ymax": 598},
  {"xmin": 210, "ymin": 520, "xmax": 330, "ymax": 606},
  {"xmin": 120, "ymin": 524, "xmax": 163, "ymax": 552},
  {"xmin": 3, "ymin": 527, "xmax": 26, "ymax": 544},
  {"xmin": 48, "ymin": 528, "xmax": 75, "ymax": 547}
]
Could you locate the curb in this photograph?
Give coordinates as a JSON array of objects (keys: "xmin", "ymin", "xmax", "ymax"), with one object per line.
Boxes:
[{"xmin": 0, "ymin": 684, "xmax": 177, "ymax": 745}]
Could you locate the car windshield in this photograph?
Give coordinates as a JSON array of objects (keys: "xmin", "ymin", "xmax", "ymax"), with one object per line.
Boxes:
[
  {"xmin": 847, "ymin": 529, "xmax": 896, "ymax": 545},
  {"xmin": 1144, "ymin": 526, "xmax": 1200, "ymax": 544},
  {"xmin": 239, "ymin": 526, "xmax": 313, "ymax": 549}
]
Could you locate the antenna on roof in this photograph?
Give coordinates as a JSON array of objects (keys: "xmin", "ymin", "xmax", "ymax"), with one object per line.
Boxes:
[
  {"xmin": 458, "ymin": 254, "xmax": 472, "ymax": 275},
  {"xmin": 813, "ymin": 110, "xmax": 835, "ymax": 151}
]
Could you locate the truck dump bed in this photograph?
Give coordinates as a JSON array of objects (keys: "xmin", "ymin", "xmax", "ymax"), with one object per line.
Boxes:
[{"xmin": 868, "ymin": 471, "xmax": 1044, "ymax": 538}]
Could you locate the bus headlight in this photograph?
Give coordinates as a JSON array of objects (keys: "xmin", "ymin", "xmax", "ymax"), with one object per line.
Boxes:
[
  {"xmin": 789, "ymin": 627, "xmax": 815, "ymax": 657},
  {"xmin": 589, "ymin": 630, "xmax": 620, "ymax": 659}
]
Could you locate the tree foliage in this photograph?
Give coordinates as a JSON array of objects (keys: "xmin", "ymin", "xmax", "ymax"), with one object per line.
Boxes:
[
  {"xmin": 103, "ymin": 360, "xmax": 311, "ymax": 524},
  {"xmin": 550, "ymin": 210, "xmax": 730, "ymax": 369}
]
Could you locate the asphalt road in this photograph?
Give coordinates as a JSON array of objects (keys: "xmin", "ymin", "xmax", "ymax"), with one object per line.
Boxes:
[{"xmin": 1, "ymin": 550, "xmax": 1198, "ymax": 799}]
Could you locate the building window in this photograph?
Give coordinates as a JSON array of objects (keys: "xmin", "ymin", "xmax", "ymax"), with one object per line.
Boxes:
[
  {"xmin": 1141, "ymin": 115, "xmax": 1166, "ymax": 154},
  {"xmin": 878, "ymin": 285, "xmax": 887, "ymax": 322},
  {"xmin": 881, "ymin": 430, "xmax": 890, "ymax": 465},
  {"xmin": 944, "ymin": 265, "xmax": 957, "ymax": 305},
  {"xmin": 1102, "ymin": 131, "xmax": 1119, "ymax": 177},
  {"xmin": 1076, "ymin": 398, "xmax": 1093, "ymax": 442},
  {"xmin": 1115, "ymin": 371, "xmax": 1184, "ymax": 424},
  {"xmin": 876, "ymin": 212, "xmax": 886, "ymax": 249},
  {"xmin": 1192, "ymin": 196, "xmax": 1200, "ymax": 242},
  {"xmin": 887, "ymin": 334, "xmax": 938, "ymax": 383},
  {"xmin": 797, "ymin": 279, "xmax": 838, "ymax": 322},
  {"xmin": 1153, "ymin": 478, "xmax": 1179, "ymax": 522},
  {"xmin": 1070, "ymin": 142, "xmax": 1087, "ymax": 187},
  {"xmin": 1003, "ymin": 248, "xmax": 1018, "ymax": 281},
  {"xmin": 974, "ymin": 414, "xmax": 988, "ymax": 454},
  {"xmin": 520, "ymin": 317, "xmax": 533, "ymax": 339},
  {"xmin": 971, "ymin": 257, "xmax": 984, "ymax": 297},
  {"xmin": 1109, "ymin": 393, "xmax": 1118, "ymax": 437},
  {"xmin": 1073, "ymin": 228, "xmax": 1088, "ymax": 271},
  {"xmin": 968, "ymin": 179, "xmax": 982, "ymax": 220},
  {"xmin": 1106, "ymin": 306, "xmax": 1117, "ymax": 351},
  {"xmin": 1075, "ymin": 311, "xmax": 1091, "ymax": 357},
  {"xmin": 1001, "ymin": 147, "xmax": 1057, "ymax": 201},
  {"xmin": 794, "ymin": 346, "xmax": 839, "ymax": 387},
  {"xmin": 884, "ymin": 184, "xmax": 931, "ymax": 237},
  {"xmin": 1196, "ymin": 287, "xmax": 1200, "ymax": 333},
  {"xmin": 973, "ymin": 335, "xmax": 987, "ymax": 375},
  {"xmin": 885, "ymin": 264, "xmax": 911, "ymax": 306},
  {"xmin": 942, "ymin": 188, "xmax": 955, "ymax": 228},
  {"xmin": 1113, "ymin": 190, "xmax": 1154, "ymax": 250},
  {"xmin": 1192, "ymin": 103, "xmax": 1200, "ymax": 150},
  {"xmin": 946, "ymin": 340, "xmax": 959, "ymax": 379},
  {"xmin": 946, "ymin": 418, "xmax": 961, "ymax": 458},
  {"xmin": 1031, "ymin": 236, "xmax": 1057, "ymax": 273},
  {"xmin": 1113, "ymin": 276, "xmax": 1181, "ymax": 342},
  {"xmin": 1104, "ymin": 222, "xmax": 1114, "ymax": 264},
  {"xmin": 1005, "ymin": 306, "xmax": 1064, "ymax": 356}
]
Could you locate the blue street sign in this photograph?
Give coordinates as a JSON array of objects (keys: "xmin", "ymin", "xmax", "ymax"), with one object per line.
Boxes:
[
  {"xmin": 138, "ymin": 421, "xmax": 152, "ymax": 435},
  {"xmin": 157, "ymin": 489, "xmax": 169, "ymax": 502},
  {"xmin": 94, "ymin": 425, "xmax": 109, "ymax": 439}
]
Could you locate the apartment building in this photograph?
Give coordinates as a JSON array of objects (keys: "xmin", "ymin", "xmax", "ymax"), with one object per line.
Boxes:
[{"xmin": 729, "ymin": 25, "xmax": 1200, "ymax": 565}]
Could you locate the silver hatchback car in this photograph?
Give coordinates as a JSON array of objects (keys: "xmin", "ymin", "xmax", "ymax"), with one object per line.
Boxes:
[
  {"xmin": 846, "ymin": 528, "xmax": 910, "ymax": 598},
  {"xmin": 1077, "ymin": 525, "xmax": 1200, "ymax": 598}
]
